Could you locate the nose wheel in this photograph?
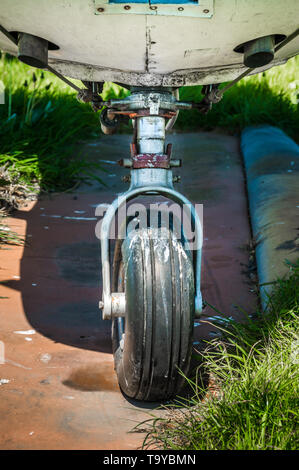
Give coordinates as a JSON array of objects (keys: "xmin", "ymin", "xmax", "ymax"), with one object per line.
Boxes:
[{"xmin": 112, "ymin": 227, "xmax": 195, "ymax": 401}]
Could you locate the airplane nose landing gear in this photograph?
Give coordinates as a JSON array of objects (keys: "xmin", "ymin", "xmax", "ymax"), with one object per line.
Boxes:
[{"xmin": 99, "ymin": 89, "xmax": 203, "ymax": 401}]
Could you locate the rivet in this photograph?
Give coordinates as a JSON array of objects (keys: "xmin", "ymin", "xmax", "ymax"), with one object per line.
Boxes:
[
  {"xmin": 178, "ymin": 7, "xmax": 184, "ymax": 11},
  {"xmin": 124, "ymin": 5, "xmax": 131, "ymax": 10},
  {"xmin": 150, "ymin": 5, "xmax": 157, "ymax": 10},
  {"xmin": 97, "ymin": 7, "xmax": 104, "ymax": 12},
  {"xmin": 203, "ymin": 9, "xmax": 210, "ymax": 13}
]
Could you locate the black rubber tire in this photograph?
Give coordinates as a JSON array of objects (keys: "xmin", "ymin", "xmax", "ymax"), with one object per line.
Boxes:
[{"xmin": 112, "ymin": 227, "xmax": 194, "ymax": 401}]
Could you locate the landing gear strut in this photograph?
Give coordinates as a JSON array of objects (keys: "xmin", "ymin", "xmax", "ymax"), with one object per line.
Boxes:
[{"xmin": 99, "ymin": 89, "xmax": 203, "ymax": 401}]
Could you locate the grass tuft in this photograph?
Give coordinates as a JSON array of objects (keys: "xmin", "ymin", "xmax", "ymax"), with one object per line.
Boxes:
[
  {"xmin": 0, "ymin": 212, "xmax": 25, "ymax": 246},
  {"xmin": 141, "ymin": 260, "xmax": 299, "ymax": 450}
]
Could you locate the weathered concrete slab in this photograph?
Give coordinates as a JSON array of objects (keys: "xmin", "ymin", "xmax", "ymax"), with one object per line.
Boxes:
[
  {"xmin": 241, "ymin": 125, "xmax": 299, "ymax": 307},
  {"xmin": 0, "ymin": 132, "xmax": 256, "ymax": 449}
]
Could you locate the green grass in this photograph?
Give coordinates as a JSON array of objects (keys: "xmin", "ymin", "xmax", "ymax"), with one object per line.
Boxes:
[
  {"xmin": 178, "ymin": 56, "xmax": 299, "ymax": 140},
  {"xmin": 0, "ymin": 54, "xmax": 298, "ymax": 196},
  {"xmin": 141, "ymin": 260, "xmax": 299, "ymax": 450},
  {"xmin": 0, "ymin": 54, "xmax": 117, "ymax": 193}
]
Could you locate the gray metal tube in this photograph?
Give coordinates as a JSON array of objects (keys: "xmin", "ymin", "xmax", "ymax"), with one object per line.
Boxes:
[
  {"xmin": 244, "ymin": 35, "xmax": 275, "ymax": 68},
  {"xmin": 137, "ymin": 116, "xmax": 165, "ymax": 154},
  {"xmin": 18, "ymin": 32, "xmax": 48, "ymax": 68}
]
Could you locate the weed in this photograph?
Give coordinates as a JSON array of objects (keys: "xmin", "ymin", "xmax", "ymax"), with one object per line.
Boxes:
[{"xmin": 141, "ymin": 260, "xmax": 299, "ymax": 450}]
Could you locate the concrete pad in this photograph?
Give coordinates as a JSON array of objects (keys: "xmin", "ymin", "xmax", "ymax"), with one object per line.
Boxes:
[
  {"xmin": 0, "ymin": 132, "xmax": 256, "ymax": 449},
  {"xmin": 241, "ymin": 126, "xmax": 299, "ymax": 307}
]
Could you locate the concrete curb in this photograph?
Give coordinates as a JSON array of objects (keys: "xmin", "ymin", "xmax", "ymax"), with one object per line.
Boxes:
[{"xmin": 241, "ymin": 125, "xmax": 299, "ymax": 309}]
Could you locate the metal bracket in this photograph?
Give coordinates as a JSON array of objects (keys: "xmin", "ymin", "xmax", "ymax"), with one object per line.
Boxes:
[
  {"xmin": 94, "ymin": 0, "xmax": 213, "ymax": 18},
  {"xmin": 132, "ymin": 154, "xmax": 171, "ymax": 169}
]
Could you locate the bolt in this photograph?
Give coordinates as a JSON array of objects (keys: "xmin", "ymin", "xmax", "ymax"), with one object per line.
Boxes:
[
  {"xmin": 170, "ymin": 159, "xmax": 182, "ymax": 168},
  {"xmin": 203, "ymin": 9, "xmax": 210, "ymax": 13},
  {"xmin": 124, "ymin": 5, "xmax": 131, "ymax": 10},
  {"xmin": 178, "ymin": 7, "xmax": 184, "ymax": 11},
  {"xmin": 118, "ymin": 158, "xmax": 133, "ymax": 168},
  {"xmin": 173, "ymin": 175, "xmax": 181, "ymax": 183},
  {"xmin": 97, "ymin": 7, "xmax": 105, "ymax": 12},
  {"xmin": 121, "ymin": 175, "xmax": 131, "ymax": 183}
]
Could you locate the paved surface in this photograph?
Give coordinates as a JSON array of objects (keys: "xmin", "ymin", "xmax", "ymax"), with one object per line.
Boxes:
[
  {"xmin": 241, "ymin": 126, "xmax": 299, "ymax": 308},
  {"xmin": 0, "ymin": 133, "xmax": 256, "ymax": 449}
]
